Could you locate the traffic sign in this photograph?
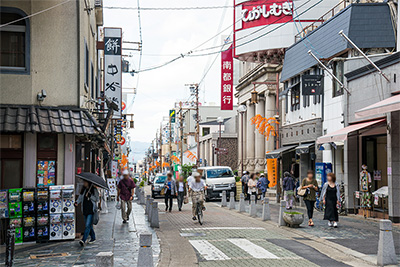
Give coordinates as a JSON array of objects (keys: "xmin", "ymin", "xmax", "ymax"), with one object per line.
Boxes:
[{"xmin": 169, "ymin": 109, "xmax": 176, "ymax": 123}]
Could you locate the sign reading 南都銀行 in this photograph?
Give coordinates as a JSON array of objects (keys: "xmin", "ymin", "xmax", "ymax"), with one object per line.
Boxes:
[
  {"xmin": 221, "ymin": 45, "xmax": 233, "ymax": 110},
  {"xmin": 104, "ymin": 28, "xmax": 122, "ymax": 118}
]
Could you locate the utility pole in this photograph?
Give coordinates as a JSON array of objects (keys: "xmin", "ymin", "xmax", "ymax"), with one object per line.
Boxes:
[
  {"xmin": 185, "ymin": 83, "xmax": 200, "ymax": 167},
  {"xmin": 169, "ymin": 113, "xmax": 172, "ymax": 167},
  {"xmin": 179, "ymin": 102, "xmax": 184, "ymax": 167},
  {"xmin": 159, "ymin": 123, "xmax": 162, "ymax": 172}
]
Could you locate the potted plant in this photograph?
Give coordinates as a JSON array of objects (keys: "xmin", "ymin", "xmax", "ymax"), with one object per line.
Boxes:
[{"xmin": 283, "ymin": 211, "xmax": 304, "ymax": 228}]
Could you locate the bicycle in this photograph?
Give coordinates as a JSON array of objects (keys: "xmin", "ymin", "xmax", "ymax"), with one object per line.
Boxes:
[
  {"xmin": 314, "ymin": 188, "xmax": 324, "ymax": 212},
  {"xmin": 195, "ymin": 201, "xmax": 204, "ymax": 225},
  {"xmin": 339, "ymin": 181, "xmax": 347, "ymax": 215}
]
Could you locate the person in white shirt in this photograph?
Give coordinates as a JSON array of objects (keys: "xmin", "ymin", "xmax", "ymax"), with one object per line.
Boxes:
[
  {"xmin": 188, "ymin": 172, "xmax": 206, "ymax": 220},
  {"xmin": 247, "ymin": 173, "xmax": 258, "ymax": 204}
]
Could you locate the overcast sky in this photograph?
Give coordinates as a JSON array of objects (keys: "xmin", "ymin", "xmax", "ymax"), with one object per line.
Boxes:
[{"xmin": 103, "ymin": 0, "xmax": 233, "ymax": 160}]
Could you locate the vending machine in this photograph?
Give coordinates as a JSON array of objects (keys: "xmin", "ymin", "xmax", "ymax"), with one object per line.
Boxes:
[
  {"xmin": 49, "ymin": 186, "xmax": 62, "ymax": 214},
  {"xmin": 49, "ymin": 214, "xmax": 62, "ymax": 240},
  {"xmin": 10, "ymin": 218, "xmax": 23, "ymax": 243},
  {"xmin": 22, "ymin": 188, "xmax": 36, "ymax": 216},
  {"xmin": 62, "ymin": 213, "xmax": 75, "ymax": 240},
  {"xmin": 61, "ymin": 185, "xmax": 75, "ymax": 240},
  {"xmin": 8, "ymin": 188, "xmax": 22, "ymax": 219},
  {"xmin": 315, "ymin": 162, "xmax": 333, "ymax": 186},
  {"xmin": 61, "ymin": 185, "xmax": 75, "ymax": 213},
  {"xmin": 0, "ymin": 189, "xmax": 9, "ymax": 219},
  {"xmin": 36, "ymin": 188, "xmax": 49, "ymax": 242},
  {"xmin": 22, "ymin": 216, "xmax": 36, "ymax": 242}
]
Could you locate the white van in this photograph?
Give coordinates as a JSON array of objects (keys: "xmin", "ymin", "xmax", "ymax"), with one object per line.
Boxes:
[{"xmin": 197, "ymin": 166, "xmax": 236, "ymax": 201}]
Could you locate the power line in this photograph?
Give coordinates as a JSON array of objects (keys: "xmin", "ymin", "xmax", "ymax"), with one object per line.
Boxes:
[
  {"xmin": 103, "ymin": 6, "xmax": 233, "ymax": 11},
  {"xmin": 0, "ymin": 0, "xmax": 72, "ymax": 28}
]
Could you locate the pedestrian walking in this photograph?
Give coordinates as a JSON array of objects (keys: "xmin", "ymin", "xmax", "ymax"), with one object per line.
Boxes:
[
  {"xmin": 257, "ymin": 173, "xmax": 269, "ymax": 198},
  {"xmin": 117, "ymin": 170, "xmax": 136, "ymax": 224},
  {"xmin": 241, "ymin": 171, "xmax": 249, "ymax": 200},
  {"xmin": 282, "ymin": 171, "xmax": 296, "ymax": 209},
  {"xmin": 320, "ymin": 173, "xmax": 340, "ymax": 228},
  {"xmin": 76, "ymin": 181, "xmax": 99, "ymax": 246},
  {"xmin": 176, "ymin": 175, "xmax": 187, "ymax": 211},
  {"xmin": 247, "ymin": 173, "xmax": 258, "ymax": 204},
  {"xmin": 301, "ymin": 170, "xmax": 319, "ymax": 226},
  {"xmin": 164, "ymin": 173, "xmax": 177, "ymax": 212}
]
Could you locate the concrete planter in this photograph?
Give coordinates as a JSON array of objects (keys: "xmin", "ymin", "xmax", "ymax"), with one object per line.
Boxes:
[{"xmin": 283, "ymin": 212, "xmax": 304, "ymax": 228}]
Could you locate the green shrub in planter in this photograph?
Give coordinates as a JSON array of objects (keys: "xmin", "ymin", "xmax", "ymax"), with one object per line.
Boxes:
[{"xmin": 139, "ymin": 181, "xmax": 145, "ymax": 188}]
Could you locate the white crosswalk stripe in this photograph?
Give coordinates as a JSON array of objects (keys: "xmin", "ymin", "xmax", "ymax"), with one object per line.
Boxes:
[
  {"xmin": 228, "ymin": 238, "xmax": 279, "ymax": 259},
  {"xmin": 189, "ymin": 240, "xmax": 231, "ymax": 261}
]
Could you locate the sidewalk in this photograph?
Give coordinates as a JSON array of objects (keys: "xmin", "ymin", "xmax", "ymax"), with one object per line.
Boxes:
[
  {"xmin": 223, "ymin": 196, "xmax": 400, "ymax": 264},
  {"xmin": 0, "ymin": 201, "xmax": 159, "ymax": 267}
]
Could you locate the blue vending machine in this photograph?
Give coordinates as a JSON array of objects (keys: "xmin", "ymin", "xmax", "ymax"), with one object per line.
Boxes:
[{"xmin": 315, "ymin": 162, "xmax": 332, "ymax": 187}]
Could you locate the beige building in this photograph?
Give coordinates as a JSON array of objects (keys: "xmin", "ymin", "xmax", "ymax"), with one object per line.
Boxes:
[{"xmin": 0, "ymin": 0, "xmax": 104, "ymax": 188}]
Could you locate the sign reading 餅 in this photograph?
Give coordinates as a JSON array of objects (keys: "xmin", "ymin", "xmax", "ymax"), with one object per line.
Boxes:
[
  {"xmin": 302, "ymin": 75, "xmax": 323, "ymax": 95},
  {"xmin": 104, "ymin": 28, "xmax": 122, "ymax": 118},
  {"xmin": 221, "ymin": 45, "xmax": 233, "ymax": 110},
  {"xmin": 235, "ymin": 0, "xmax": 293, "ymax": 31}
]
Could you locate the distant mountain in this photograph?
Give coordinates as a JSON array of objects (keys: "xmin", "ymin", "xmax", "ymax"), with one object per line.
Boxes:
[{"xmin": 130, "ymin": 141, "xmax": 151, "ymax": 163}]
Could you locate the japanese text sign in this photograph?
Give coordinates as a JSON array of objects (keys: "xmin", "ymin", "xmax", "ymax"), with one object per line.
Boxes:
[{"xmin": 221, "ymin": 45, "xmax": 233, "ymax": 110}]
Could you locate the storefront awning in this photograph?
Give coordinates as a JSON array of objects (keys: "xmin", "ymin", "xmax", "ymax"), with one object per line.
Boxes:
[
  {"xmin": 0, "ymin": 105, "xmax": 102, "ymax": 135},
  {"xmin": 355, "ymin": 94, "xmax": 400, "ymax": 119},
  {"xmin": 266, "ymin": 145, "xmax": 296, "ymax": 159},
  {"xmin": 316, "ymin": 118, "xmax": 386, "ymax": 144},
  {"xmin": 296, "ymin": 143, "xmax": 314, "ymax": 154}
]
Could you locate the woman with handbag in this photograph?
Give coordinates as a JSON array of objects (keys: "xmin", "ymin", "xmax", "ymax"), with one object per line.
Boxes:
[
  {"xmin": 320, "ymin": 173, "xmax": 340, "ymax": 228},
  {"xmin": 176, "ymin": 175, "xmax": 187, "ymax": 211},
  {"xmin": 76, "ymin": 181, "xmax": 99, "ymax": 246},
  {"xmin": 300, "ymin": 170, "xmax": 319, "ymax": 226}
]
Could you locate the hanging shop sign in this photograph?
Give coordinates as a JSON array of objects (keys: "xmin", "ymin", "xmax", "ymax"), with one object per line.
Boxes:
[
  {"xmin": 104, "ymin": 28, "xmax": 122, "ymax": 118},
  {"xmin": 37, "ymin": 161, "xmax": 56, "ymax": 187},
  {"xmin": 302, "ymin": 75, "xmax": 323, "ymax": 95},
  {"xmin": 111, "ymin": 161, "xmax": 118, "ymax": 178},
  {"xmin": 266, "ymin": 158, "xmax": 277, "ymax": 187},
  {"xmin": 221, "ymin": 44, "xmax": 234, "ymax": 110},
  {"xmin": 169, "ymin": 109, "xmax": 176, "ymax": 123},
  {"xmin": 236, "ymin": 0, "xmax": 293, "ymax": 31}
]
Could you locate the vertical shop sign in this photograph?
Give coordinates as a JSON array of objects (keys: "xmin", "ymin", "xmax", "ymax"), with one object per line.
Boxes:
[
  {"xmin": 221, "ymin": 45, "xmax": 233, "ymax": 110},
  {"xmin": 266, "ymin": 158, "xmax": 277, "ymax": 187},
  {"xmin": 111, "ymin": 161, "xmax": 118, "ymax": 178},
  {"xmin": 104, "ymin": 28, "xmax": 122, "ymax": 118}
]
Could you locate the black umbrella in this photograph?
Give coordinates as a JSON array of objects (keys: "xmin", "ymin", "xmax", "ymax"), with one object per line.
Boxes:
[{"xmin": 76, "ymin": 172, "xmax": 109, "ymax": 190}]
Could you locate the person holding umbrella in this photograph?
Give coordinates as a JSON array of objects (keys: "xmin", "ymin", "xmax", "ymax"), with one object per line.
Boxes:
[
  {"xmin": 75, "ymin": 181, "xmax": 99, "ymax": 246},
  {"xmin": 117, "ymin": 170, "xmax": 136, "ymax": 223}
]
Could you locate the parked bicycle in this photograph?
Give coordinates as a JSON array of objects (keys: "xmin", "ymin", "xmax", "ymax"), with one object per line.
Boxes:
[{"xmin": 339, "ymin": 181, "xmax": 347, "ymax": 215}]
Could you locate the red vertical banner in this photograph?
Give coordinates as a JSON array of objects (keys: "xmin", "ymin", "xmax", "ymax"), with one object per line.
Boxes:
[{"xmin": 221, "ymin": 45, "xmax": 233, "ymax": 110}]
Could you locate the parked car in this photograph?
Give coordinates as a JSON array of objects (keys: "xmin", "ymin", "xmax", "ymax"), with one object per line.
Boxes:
[
  {"xmin": 197, "ymin": 166, "xmax": 236, "ymax": 201},
  {"xmin": 151, "ymin": 174, "xmax": 167, "ymax": 198}
]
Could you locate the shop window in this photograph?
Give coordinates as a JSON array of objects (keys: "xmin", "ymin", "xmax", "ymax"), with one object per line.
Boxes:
[
  {"xmin": 202, "ymin": 127, "xmax": 210, "ymax": 136},
  {"xmin": 38, "ymin": 134, "xmax": 57, "ymax": 151},
  {"xmin": 333, "ymin": 61, "xmax": 344, "ymax": 97},
  {"xmin": 0, "ymin": 8, "xmax": 30, "ymax": 74},
  {"xmin": 291, "ymin": 83, "xmax": 300, "ymax": 111},
  {"xmin": 0, "ymin": 134, "xmax": 23, "ymax": 189},
  {"xmin": 0, "ymin": 135, "xmax": 22, "ymax": 149}
]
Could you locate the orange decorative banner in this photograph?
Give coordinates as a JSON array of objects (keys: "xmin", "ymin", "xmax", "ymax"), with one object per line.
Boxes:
[{"xmin": 266, "ymin": 158, "xmax": 278, "ymax": 187}]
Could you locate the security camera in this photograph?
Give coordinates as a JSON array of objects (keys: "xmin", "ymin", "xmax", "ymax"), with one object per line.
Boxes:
[{"xmin": 37, "ymin": 90, "xmax": 47, "ymax": 101}]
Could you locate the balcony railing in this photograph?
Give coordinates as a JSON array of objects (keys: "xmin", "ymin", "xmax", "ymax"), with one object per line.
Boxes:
[{"xmin": 294, "ymin": 0, "xmax": 350, "ymax": 43}]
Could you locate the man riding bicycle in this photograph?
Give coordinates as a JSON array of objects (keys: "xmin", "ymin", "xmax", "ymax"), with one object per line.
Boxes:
[{"xmin": 188, "ymin": 172, "xmax": 207, "ymax": 221}]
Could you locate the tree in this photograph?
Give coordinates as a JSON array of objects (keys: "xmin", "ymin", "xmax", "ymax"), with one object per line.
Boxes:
[
  {"xmin": 250, "ymin": 114, "xmax": 279, "ymax": 140},
  {"xmin": 181, "ymin": 163, "xmax": 196, "ymax": 179}
]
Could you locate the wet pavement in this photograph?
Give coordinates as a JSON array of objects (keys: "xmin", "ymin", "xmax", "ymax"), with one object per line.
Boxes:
[{"xmin": 0, "ymin": 200, "xmax": 160, "ymax": 267}]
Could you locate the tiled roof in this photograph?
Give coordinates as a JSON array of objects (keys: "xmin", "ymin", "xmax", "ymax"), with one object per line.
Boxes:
[
  {"xmin": 0, "ymin": 105, "xmax": 101, "ymax": 135},
  {"xmin": 281, "ymin": 3, "xmax": 396, "ymax": 82}
]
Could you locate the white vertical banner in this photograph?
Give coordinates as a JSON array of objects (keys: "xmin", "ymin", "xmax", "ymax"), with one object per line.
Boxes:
[{"xmin": 104, "ymin": 28, "xmax": 122, "ymax": 118}]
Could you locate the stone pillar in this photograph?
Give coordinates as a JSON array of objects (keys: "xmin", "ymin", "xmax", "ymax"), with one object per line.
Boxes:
[
  {"xmin": 23, "ymin": 133, "xmax": 36, "ymax": 187},
  {"xmin": 246, "ymin": 101, "xmax": 255, "ymax": 172},
  {"xmin": 204, "ymin": 139, "xmax": 209, "ymax": 166},
  {"xmin": 265, "ymin": 91, "xmax": 276, "ymax": 154},
  {"xmin": 238, "ymin": 104, "xmax": 247, "ymax": 173},
  {"xmin": 255, "ymin": 97, "xmax": 265, "ymax": 172},
  {"xmin": 96, "ymin": 252, "xmax": 114, "ymax": 267},
  {"xmin": 388, "ymin": 111, "xmax": 400, "ymax": 222}
]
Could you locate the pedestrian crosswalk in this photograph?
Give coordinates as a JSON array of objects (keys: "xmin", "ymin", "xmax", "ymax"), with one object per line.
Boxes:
[
  {"xmin": 189, "ymin": 240, "xmax": 231, "ymax": 261},
  {"xmin": 227, "ymin": 238, "xmax": 278, "ymax": 259}
]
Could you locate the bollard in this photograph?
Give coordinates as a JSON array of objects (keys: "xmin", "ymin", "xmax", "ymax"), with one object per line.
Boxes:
[
  {"xmin": 140, "ymin": 190, "xmax": 145, "ymax": 205},
  {"xmin": 278, "ymin": 200, "xmax": 287, "ymax": 226},
  {"xmin": 96, "ymin": 252, "xmax": 114, "ymax": 267},
  {"xmin": 221, "ymin": 191, "xmax": 227, "ymax": 207},
  {"xmin": 135, "ymin": 187, "xmax": 140, "ymax": 198},
  {"xmin": 377, "ymin": 219, "xmax": 398, "ymax": 266},
  {"xmin": 147, "ymin": 198, "xmax": 154, "ymax": 222},
  {"xmin": 145, "ymin": 195, "xmax": 150, "ymax": 215},
  {"xmin": 137, "ymin": 233, "xmax": 153, "ymax": 267},
  {"xmin": 249, "ymin": 195, "xmax": 257, "ymax": 217},
  {"xmin": 150, "ymin": 201, "xmax": 159, "ymax": 228},
  {"xmin": 229, "ymin": 192, "xmax": 236, "ymax": 210},
  {"xmin": 261, "ymin": 197, "xmax": 271, "ymax": 221},
  {"xmin": 239, "ymin": 193, "xmax": 246, "ymax": 213},
  {"xmin": 5, "ymin": 224, "xmax": 15, "ymax": 267}
]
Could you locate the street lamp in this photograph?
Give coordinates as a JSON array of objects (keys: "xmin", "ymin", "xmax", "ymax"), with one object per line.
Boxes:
[
  {"xmin": 237, "ymin": 105, "xmax": 247, "ymax": 175},
  {"xmin": 217, "ymin": 116, "xmax": 224, "ymax": 166}
]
